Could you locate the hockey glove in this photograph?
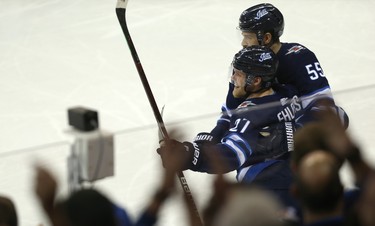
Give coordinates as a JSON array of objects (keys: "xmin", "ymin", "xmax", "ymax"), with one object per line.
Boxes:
[
  {"xmin": 156, "ymin": 132, "xmax": 216, "ymax": 172},
  {"xmin": 190, "ymin": 132, "xmax": 216, "ymax": 171},
  {"xmin": 156, "ymin": 139, "xmax": 194, "ymax": 171}
]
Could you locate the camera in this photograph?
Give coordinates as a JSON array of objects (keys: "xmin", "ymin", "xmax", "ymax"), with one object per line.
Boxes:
[
  {"xmin": 67, "ymin": 106, "xmax": 114, "ymax": 191},
  {"xmin": 68, "ymin": 106, "xmax": 99, "ymax": 132}
]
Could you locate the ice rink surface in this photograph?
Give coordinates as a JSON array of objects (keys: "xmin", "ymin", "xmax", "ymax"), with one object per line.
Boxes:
[{"xmin": 1, "ymin": 0, "xmax": 375, "ymax": 225}]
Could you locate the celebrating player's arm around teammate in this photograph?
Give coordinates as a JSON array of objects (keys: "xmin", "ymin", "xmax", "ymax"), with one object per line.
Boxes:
[
  {"xmin": 212, "ymin": 3, "xmax": 348, "ymax": 141},
  {"xmin": 157, "ymin": 46, "xmax": 302, "ymax": 218}
]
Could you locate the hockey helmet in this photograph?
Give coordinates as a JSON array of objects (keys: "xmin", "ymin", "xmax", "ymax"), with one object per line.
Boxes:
[
  {"xmin": 239, "ymin": 3, "xmax": 284, "ymax": 40},
  {"xmin": 232, "ymin": 46, "xmax": 278, "ymax": 88}
]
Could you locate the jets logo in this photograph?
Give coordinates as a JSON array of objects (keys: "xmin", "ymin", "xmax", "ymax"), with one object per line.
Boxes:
[
  {"xmin": 238, "ymin": 100, "xmax": 256, "ymax": 108},
  {"xmin": 238, "ymin": 102, "xmax": 249, "ymax": 108},
  {"xmin": 255, "ymin": 9, "xmax": 268, "ymax": 19},
  {"xmin": 259, "ymin": 52, "xmax": 272, "ymax": 62},
  {"xmin": 286, "ymin": 45, "xmax": 305, "ymax": 55}
]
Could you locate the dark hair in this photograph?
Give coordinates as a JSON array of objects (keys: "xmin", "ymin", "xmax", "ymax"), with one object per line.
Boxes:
[{"xmin": 58, "ymin": 189, "xmax": 116, "ymax": 226}]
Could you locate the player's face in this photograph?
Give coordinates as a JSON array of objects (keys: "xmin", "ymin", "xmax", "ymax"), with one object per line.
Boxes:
[
  {"xmin": 241, "ymin": 32, "xmax": 259, "ymax": 48},
  {"xmin": 231, "ymin": 69, "xmax": 248, "ymax": 98}
]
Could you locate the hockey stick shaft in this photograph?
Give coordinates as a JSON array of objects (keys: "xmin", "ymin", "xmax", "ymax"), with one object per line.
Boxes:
[
  {"xmin": 116, "ymin": 0, "xmax": 167, "ymax": 139},
  {"xmin": 115, "ymin": 1, "xmax": 203, "ymax": 225},
  {"xmin": 158, "ymin": 105, "xmax": 165, "ymax": 143}
]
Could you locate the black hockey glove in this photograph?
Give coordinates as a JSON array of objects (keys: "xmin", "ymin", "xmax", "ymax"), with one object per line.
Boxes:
[
  {"xmin": 190, "ymin": 132, "xmax": 216, "ymax": 171},
  {"xmin": 156, "ymin": 133, "xmax": 216, "ymax": 172},
  {"xmin": 156, "ymin": 139, "xmax": 194, "ymax": 171}
]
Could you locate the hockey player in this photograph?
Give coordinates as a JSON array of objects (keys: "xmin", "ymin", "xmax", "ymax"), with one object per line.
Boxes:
[
  {"xmin": 212, "ymin": 3, "xmax": 348, "ymax": 139},
  {"xmin": 157, "ymin": 46, "xmax": 301, "ymax": 210}
]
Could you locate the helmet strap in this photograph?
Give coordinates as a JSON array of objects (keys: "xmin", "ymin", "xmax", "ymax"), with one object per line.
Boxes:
[
  {"xmin": 244, "ymin": 85, "xmax": 269, "ymax": 98},
  {"xmin": 256, "ymin": 31, "xmax": 264, "ymax": 45},
  {"xmin": 243, "ymin": 76, "xmax": 272, "ymax": 98}
]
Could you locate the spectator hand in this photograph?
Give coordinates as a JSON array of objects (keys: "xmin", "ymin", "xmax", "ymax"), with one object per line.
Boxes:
[
  {"xmin": 317, "ymin": 106, "xmax": 357, "ymax": 160},
  {"xmin": 34, "ymin": 165, "xmax": 57, "ymax": 214}
]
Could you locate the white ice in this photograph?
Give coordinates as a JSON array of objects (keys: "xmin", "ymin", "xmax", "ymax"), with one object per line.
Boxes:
[{"xmin": 1, "ymin": 0, "xmax": 375, "ymax": 225}]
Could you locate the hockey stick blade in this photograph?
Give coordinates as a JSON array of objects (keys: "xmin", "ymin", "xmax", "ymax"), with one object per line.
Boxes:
[
  {"xmin": 115, "ymin": 3, "xmax": 203, "ymax": 225},
  {"xmin": 116, "ymin": 0, "xmax": 129, "ymax": 9}
]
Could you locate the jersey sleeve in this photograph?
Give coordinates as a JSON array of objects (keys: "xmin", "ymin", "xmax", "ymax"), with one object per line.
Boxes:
[
  {"xmin": 278, "ymin": 44, "xmax": 334, "ymax": 109},
  {"xmin": 189, "ymin": 133, "xmax": 253, "ymax": 174},
  {"xmin": 210, "ymin": 104, "xmax": 231, "ymax": 140},
  {"xmin": 293, "ymin": 50, "xmax": 332, "ymax": 96},
  {"xmin": 192, "ymin": 115, "xmax": 287, "ymax": 174},
  {"xmin": 193, "ymin": 125, "xmax": 289, "ymax": 174}
]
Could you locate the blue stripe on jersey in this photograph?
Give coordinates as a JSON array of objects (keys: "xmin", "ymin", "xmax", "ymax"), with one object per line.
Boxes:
[
  {"xmin": 218, "ymin": 117, "xmax": 230, "ymax": 123},
  {"xmin": 216, "ymin": 104, "xmax": 231, "ymax": 126},
  {"xmin": 221, "ymin": 103, "xmax": 233, "ymax": 117},
  {"xmin": 300, "ymin": 85, "xmax": 332, "ymax": 96},
  {"xmin": 300, "ymin": 86, "xmax": 333, "ymax": 109},
  {"xmin": 222, "ymin": 134, "xmax": 253, "ymax": 166},
  {"xmin": 237, "ymin": 160, "xmax": 280, "ymax": 182}
]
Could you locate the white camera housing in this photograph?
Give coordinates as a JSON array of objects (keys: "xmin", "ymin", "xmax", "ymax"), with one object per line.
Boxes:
[{"xmin": 68, "ymin": 129, "xmax": 114, "ymax": 190}]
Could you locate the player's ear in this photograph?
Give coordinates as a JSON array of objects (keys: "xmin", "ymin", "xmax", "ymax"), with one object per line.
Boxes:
[
  {"xmin": 253, "ymin": 76, "xmax": 262, "ymax": 86},
  {"xmin": 263, "ymin": 32, "xmax": 273, "ymax": 45}
]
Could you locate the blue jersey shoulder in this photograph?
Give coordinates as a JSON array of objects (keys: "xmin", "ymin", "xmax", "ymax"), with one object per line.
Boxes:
[
  {"xmin": 233, "ymin": 90, "xmax": 300, "ymax": 128},
  {"xmin": 277, "ymin": 42, "xmax": 331, "ymax": 97}
]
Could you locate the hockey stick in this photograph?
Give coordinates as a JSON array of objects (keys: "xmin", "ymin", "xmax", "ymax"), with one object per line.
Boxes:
[
  {"xmin": 158, "ymin": 105, "xmax": 165, "ymax": 144},
  {"xmin": 115, "ymin": 1, "xmax": 203, "ymax": 225}
]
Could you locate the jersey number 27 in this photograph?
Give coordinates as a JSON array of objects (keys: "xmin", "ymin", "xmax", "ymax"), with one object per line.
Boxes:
[{"xmin": 229, "ymin": 118, "xmax": 251, "ymax": 133}]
